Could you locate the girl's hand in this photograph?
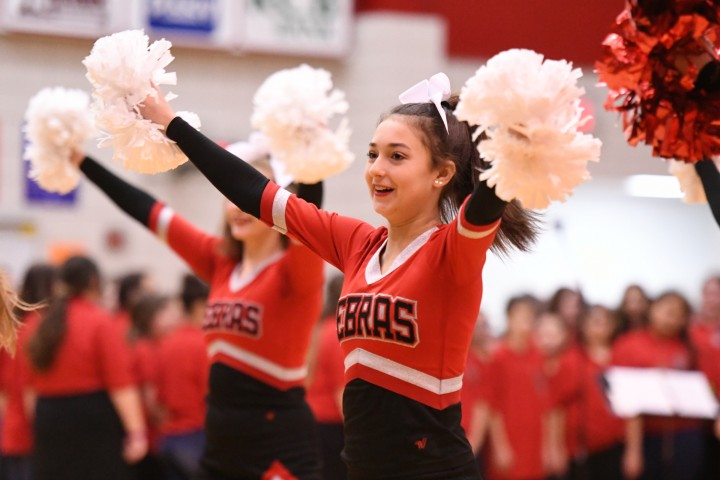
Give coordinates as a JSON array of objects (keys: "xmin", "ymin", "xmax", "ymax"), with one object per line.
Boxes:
[
  {"xmin": 493, "ymin": 443, "xmax": 514, "ymax": 472},
  {"xmin": 138, "ymin": 84, "xmax": 176, "ymax": 130},
  {"xmin": 123, "ymin": 430, "xmax": 148, "ymax": 464},
  {"xmin": 623, "ymin": 446, "xmax": 643, "ymax": 479},
  {"xmin": 70, "ymin": 149, "xmax": 85, "ymax": 168}
]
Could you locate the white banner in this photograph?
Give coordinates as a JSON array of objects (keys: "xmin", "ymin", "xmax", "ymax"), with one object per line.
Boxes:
[
  {"xmin": 0, "ymin": 0, "xmax": 354, "ymax": 57},
  {"xmin": 238, "ymin": 0, "xmax": 353, "ymax": 58},
  {"xmin": 0, "ymin": 0, "xmax": 131, "ymax": 37}
]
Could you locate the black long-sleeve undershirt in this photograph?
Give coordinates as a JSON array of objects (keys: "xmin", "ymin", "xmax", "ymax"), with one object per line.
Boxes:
[
  {"xmin": 80, "ymin": 155, "xmax": 323, "ymax": 229},
  {"xmin": 80, "ymin": 156, "xmax": 156, "ymax": 226},
  {"xmin": 166, "ymin": 117, "xmax": 505, "ymax": 227},
  {"xmin": 696, "ymin": 159, "xmax": 720, "ymax": 227}
]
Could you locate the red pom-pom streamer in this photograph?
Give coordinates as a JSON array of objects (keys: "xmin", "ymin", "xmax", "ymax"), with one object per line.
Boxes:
[{"xmin": 596, "ymin": 0, "xmax": 720, "ymax": 162}]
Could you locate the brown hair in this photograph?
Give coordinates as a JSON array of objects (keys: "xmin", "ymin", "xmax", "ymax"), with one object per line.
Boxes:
[
  {"xmin": 129, "ymin": 293, "xmax": 170, "ymax": 341},
  {"xmin": 382, "ymin": 95, "xmax": 541, "ymax": 255},
  {"xmin": 27, "ymin": 256, "xmax": 100, "ymax": 371}
]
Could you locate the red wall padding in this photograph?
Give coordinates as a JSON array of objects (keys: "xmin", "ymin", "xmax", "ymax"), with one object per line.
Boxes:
[{"xmin": 356, "ymin": 0, "xmax": 625, "ymax": 65}]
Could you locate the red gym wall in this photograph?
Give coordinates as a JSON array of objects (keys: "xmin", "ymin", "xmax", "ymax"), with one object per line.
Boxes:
[{"xmin": 356, "ymin": 0, "xmax": 625, "ymax": 65}]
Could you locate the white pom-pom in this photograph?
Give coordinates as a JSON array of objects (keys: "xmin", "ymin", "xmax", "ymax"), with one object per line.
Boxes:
[
  {"xmin": 83, "ymin": 29, "xmax": 200, "ymax": 174},
  {"xmin": 668, "ymin": 159, "xmax": 720, "ymax": 204},
  {"xmin": 456, "ymin": 49, "xmax": 602, "ymax": 209},
  {"xmin": 225, "ymin": 132, "xmax": 294, "ymax": 188},
  {"xmin": 251, "ymin": 64, "xmax": 354, "ymax": 184},
  {"xmin": 23, "ymin": 87, "xmax": 94, "ymax": 194}
]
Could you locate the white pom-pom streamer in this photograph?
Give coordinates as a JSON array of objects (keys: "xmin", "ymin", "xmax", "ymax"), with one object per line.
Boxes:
[
  {"xmin": 251, "ymin": 64, "xmax": 354, "ymax": 184},
  {"xmin": 225, "ymin": 132, "xmax": 294, "ymax": 188},
  {"xmin": 23, "ymin": 87, "xmax": 94, "ymax": 194},
  {"xmin": 83, "ymin": 29, "xmax": 200, "ymax": 174},
  {"xmin": 456, "ymin": 49, "xmax": 602, "ymax": 209},
  {"xmin": 668, "ymin": 159, "xmax": 720, "ymax": 204}
]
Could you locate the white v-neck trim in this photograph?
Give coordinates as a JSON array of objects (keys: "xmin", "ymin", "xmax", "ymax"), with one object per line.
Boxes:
[
  {"xmin": 229, "ymin": 251, "xmax": 286, "ymax": 292},
  {"xmin": 365, "ymin": 226, "xmax": 438, "ymax": 285}
]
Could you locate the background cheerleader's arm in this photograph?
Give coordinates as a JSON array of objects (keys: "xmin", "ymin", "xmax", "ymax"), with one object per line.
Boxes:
[
  {"xmin": 695, "ymin": 159, "xmax": 720, "ymax": 227},
  {"xmin": 165, "ymin": 118, "xmax": 269, "ymax": 217},
  {"xmin": 77, "ymin": 155, "xmax": 218, "ymax": 280}
]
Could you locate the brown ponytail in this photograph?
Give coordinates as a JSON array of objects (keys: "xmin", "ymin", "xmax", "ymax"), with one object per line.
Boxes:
[
  {"xmin": 383, "ymin": 96, "xmax": 541, "ymax": 255},
  {"xmin": 27, "ymin": 256, "xmax": 100, "ymax": 372}
]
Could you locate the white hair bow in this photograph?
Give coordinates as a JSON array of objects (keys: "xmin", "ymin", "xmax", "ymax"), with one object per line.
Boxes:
[
  {"xmin": 398, "ymin": 72, "xmax": 452, "ymax": 132},
  {"xmin": 225, "ymin": 132, "xmax": 294, "ymax": 187}
]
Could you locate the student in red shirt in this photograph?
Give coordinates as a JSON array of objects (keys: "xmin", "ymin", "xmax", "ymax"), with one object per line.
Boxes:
[
  {"xmin": 0, "ymin": 263, "xmax": 57, "ymax": 480},
  {"xmin": 110, "ymin": 270, "xmax": 165, "ymax": 480},
  {"xmin": 307, "ymin": 273, "xmax": 347, "ymax": 480},
  {"xmin": 150, "ymin": 274, "xmax": 209, "ymax": 480},
  {"xmin": 614, "ymin": 291, "xmax": 705, "ymax": 480},
  {"xmin": 24, "ymin": 256, "xmax": 146, "ymax": 480},
  {"xmin": 486, "ymin": 295, "xmax": 549, "ymax": 480},
  {"xmin": 72, "ymin": 139, "xmax": 325, "ymax": 478},
  {"xmin": 137, "ymin": 76, "xmax": 540, "ymax": 479},
  {"xmin": 547, "ymin": 305, "xmax": 625, "ymax": 480}
]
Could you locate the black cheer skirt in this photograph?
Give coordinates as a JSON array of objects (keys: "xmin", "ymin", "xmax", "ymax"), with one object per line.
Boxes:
[{"xmin": 198, "ymin": 363, "xmax": 322, "ymax": 480}]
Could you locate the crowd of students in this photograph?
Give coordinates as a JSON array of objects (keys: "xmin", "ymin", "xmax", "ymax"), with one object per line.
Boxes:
[
  {"xmin": 0, "ymin": 262, "xmax": 209, "ymax": 480},
  {"xmin": 1, "ymin": 258, "xmax": 718, "ymax": 480},
  {"xmin": 459, "ymin": 278, "xmax": 720, "ymax": 480}
]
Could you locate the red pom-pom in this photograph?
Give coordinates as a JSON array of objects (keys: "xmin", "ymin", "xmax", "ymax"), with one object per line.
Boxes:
[{"xmin": 596, "ymin": 0, "xmax": 720, "ymax": 163}]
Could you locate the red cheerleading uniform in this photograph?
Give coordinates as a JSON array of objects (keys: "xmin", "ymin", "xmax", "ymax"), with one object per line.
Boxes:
[
  {"xmin": 147, "ymin": 203, "xmax": 324, "ymax": 391},
  {"xmin": 257, "ymin": 180, "xmax": 499, "ymax": 478},
  {"xmin": 155, "ymin": 323, "xmax": 208, "ymax": 435},
  {"xmin": 26, "ymin": 297, "xmax": 134, "ymax": 395},
  {"xmin": 0, "ymin": 313, "xmax": 38, "ymax": 456},
  {"xmin": 259, "ymin": 182, "xmax": 498, "ymax": 409},
  {"xmin": 306, "ymin": 316, "xmax": 345, "ymax": 424},
  {"xmin": 80, "ymin": 154, "xmax": 326, "ymax": 479},
  {"xmin": 485, "ymin": 342, "xmax": 549, "ymax": 480}
]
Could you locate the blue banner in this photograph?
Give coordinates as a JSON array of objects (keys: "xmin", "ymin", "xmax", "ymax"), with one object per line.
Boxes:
[{"xmin": 147, "ymin": 0, "xmax": 216, "ymax": 33}]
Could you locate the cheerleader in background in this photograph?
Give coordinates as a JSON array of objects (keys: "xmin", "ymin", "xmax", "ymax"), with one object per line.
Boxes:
[
  {"xmin": 24, "ymin": 255, "xmax": 146, "ymax": 480},
  {"xmin": 546, "ymin": 305, "xmax": 625, "ymax": 480},
  {"xmin": 306, "ymin": 273, "xmax": 347, "ymax": 480},
  {"xmin": 71, "ymin": 143, "xmax": 325, "ymax": 479},
  {"xmin": 0, "ymin": 263, "xmax": 57, "ymax": 480},
  {"xmin": 614, "ymin": 291, "xmax": 705, "ymax": 480},
  {"xmin": 153, "ymin": 274, "xmax": 209, "ymax": 480}
]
